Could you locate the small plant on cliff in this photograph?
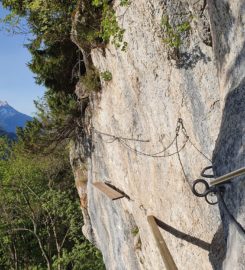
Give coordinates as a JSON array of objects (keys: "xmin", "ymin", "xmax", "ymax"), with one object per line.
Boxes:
[
  {"xmin": 79, "ymin": 69, "xmax": 101, "ymax": 92},
  {"xmin": 93, "ymin": 0, "xmax": 130, "ymax": 6},
  {"xmin": 131, "ymin": 226, "xmax": 139, "ymax": 236},
  {"xmin": 161, "ymin": 15, "xmax": 191, "ymax": 49},
  {"xmin": 120, "ymin": 0, "xmax": 130, "ymax": 6},
  {"xmin": 101, "ymin": 70, "xmax": 112, "ymax": 81},
  {"xmin": 92, "ymin": 0, "xmax": 128, "ymax": 51}
]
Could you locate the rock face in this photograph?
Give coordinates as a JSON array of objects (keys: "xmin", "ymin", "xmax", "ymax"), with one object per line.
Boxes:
[
  {"xmin": 71, "ymin": 0, "xmax": 244, "ymax": 269},
  {"xmin": 208, "ymin": 1, "xmax": 245, "ymax": 269}
]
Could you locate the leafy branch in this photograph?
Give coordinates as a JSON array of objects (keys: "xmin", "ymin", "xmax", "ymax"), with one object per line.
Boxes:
[{"xmin": 161, "ymin": 15, "xmax": 191, "ymax": 49}]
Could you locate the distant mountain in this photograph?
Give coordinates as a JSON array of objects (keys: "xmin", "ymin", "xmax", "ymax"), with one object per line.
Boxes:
[{"xmin": 0, "ymin": 100, "xmax": 32, "ymax": 133}]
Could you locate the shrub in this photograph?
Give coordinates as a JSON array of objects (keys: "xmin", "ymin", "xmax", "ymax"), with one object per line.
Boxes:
[
  {"xmin": 101, "ymin": 70, "xmax": 112, "ymax": 81},
  {"xmin": 79, "ymin": 69, "xmax": 101, "ymax": 92},
  {"xmin": 92, "ymin": 0, "xmax": 128, "ymax": 51},
  {"xmin": 161, "ymin": 15, "xmax": 191, "ymax": 49},
  {"xmin": 131, "ymin": 227, "xmax": 139, "ymax": 236}
]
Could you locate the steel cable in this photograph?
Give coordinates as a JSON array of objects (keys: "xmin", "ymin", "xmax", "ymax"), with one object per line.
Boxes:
[{"xmin": 92, "ymin": 118, "xmax": 245, "ymax": 236}]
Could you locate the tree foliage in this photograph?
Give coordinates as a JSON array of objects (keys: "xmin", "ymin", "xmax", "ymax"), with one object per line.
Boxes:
[
  {"xmin": 0, "ymin": 1, "xmax": 108, "ymax": 268},
  {"xmin": 0, "ymin": 138, "xmax": 105, "ymax": 270},
  {"xmin": 15, "ymin": 91, "xmax": 88, "ymax": 156},
  {"xmin": 0, "ymin": 0, "xmax": 129, "ymax": 148},
  {"xmin": 1, "ymin": 0, "xmax": 90, "ymax": 149},
  {"xmin": 27, "ymin": 40, "xmax": 78, "ymax": 92},
  {"xmin": 1, "ymin": 0, "xmax": 79, "ymax": 92}
]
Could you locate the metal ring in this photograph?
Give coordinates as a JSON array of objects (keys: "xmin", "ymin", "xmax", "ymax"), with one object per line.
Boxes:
[
  {"xmin": 205, "ymin": 191, "xmax": 218, "ymax": 205},
  {"xmin": 201, "ymin": 166, "xmax": 214, "ymax": 178},
  {"xmin": 192, "ymin": 179, "xmax": 209, "ymax": 197}
]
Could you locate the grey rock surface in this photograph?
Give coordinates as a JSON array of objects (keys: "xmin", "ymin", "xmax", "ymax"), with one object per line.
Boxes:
[
  {"xmin": 71, "ymin": 0, "xmax": 244, "ymax": 269},
  {"xmin": 208, "ymin": 0, "xmax": 245, "ymax": 269}
]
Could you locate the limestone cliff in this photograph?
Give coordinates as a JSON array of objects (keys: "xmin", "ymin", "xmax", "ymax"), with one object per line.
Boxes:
[
  {"xmin": 70, "ymin": 0, "xmax": 245, "ymax": 269},
  {"xmin": 209, "ymin": 1, "xmax": 245, "ymax": 269}
]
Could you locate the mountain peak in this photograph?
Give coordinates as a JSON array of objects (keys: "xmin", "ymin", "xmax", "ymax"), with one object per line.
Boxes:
[
  {"xmin": 0, "ymin": 100, "xmax": 8, "ymax": 106},
  {"xmin": 0, "ymin": 100, "xmax": 32, "ymax": 133}
]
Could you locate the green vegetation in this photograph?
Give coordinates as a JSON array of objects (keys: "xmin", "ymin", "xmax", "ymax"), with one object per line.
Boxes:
[
  {"xmin": 131, "ymin": 226, "xmax": 139, "ymax": 236},
  {"xmin": 0, "ymin": 0, "xmax": 131, "ymax": 266},
  {"xmin": 0, "ymin": 1, "xmax": 111, "ymax": 268},
  {"xmin": 101, "ymin": 70, "xmax": 112, "ymax": 81},
  {"xmin": 92, "ymin": 0, "xmax": 130, "ymax": 7},
  {"xmin": 100, "ymin": 3, "xmax": 127, "ymax": 50},
  {"xmin": 0, "ymin": 137, "xmax": 105, "ymax": 269},
  {"xmin": 83, "ymin": 0, "xmax": 129, "ymax": 51},
  {"xmin": 1, "ymin": 0, "xmax": 79, "ymax": 92},
  {"xmin": 79, "ymin": 69, "xmax": 101, "ymax": 92},
  {"xmin": 1, "ymin": 0, "xmax": 128, "ymax": 108},
  {"xmin": 161, "ymin": 15, "xmax": 191, "ymax": 49},
  {"xmin": 119, "ymin": 0, "xmax": 130, "ymax": 7},
  {"xmin": 15, "ymin": 92, "xmax": 85, "ymax": 155},
  {"xmin": 1, "ymin": 1, "xmax": 84, "ymax": 150},
  {"xmin": 0, "ymin": 127, "xmax": 16, "ymax": 140}
]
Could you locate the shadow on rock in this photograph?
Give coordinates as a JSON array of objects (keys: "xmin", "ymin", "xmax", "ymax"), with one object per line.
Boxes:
[
  {"xmin": 209, "ymin": 224, "xmax": 227, "ymax": 270},
  {"xmin": 212, "ymin": 78, "xmax": 245, "ymax": 268},
  {"xmin": 176, "ymin": 46, "xmax": 211, "ymax": 69}
]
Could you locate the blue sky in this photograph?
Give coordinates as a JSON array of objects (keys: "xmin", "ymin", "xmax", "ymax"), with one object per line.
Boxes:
[{"xmin": 0, "ymin": 5, "xmax": 45, "ymax": 116}]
